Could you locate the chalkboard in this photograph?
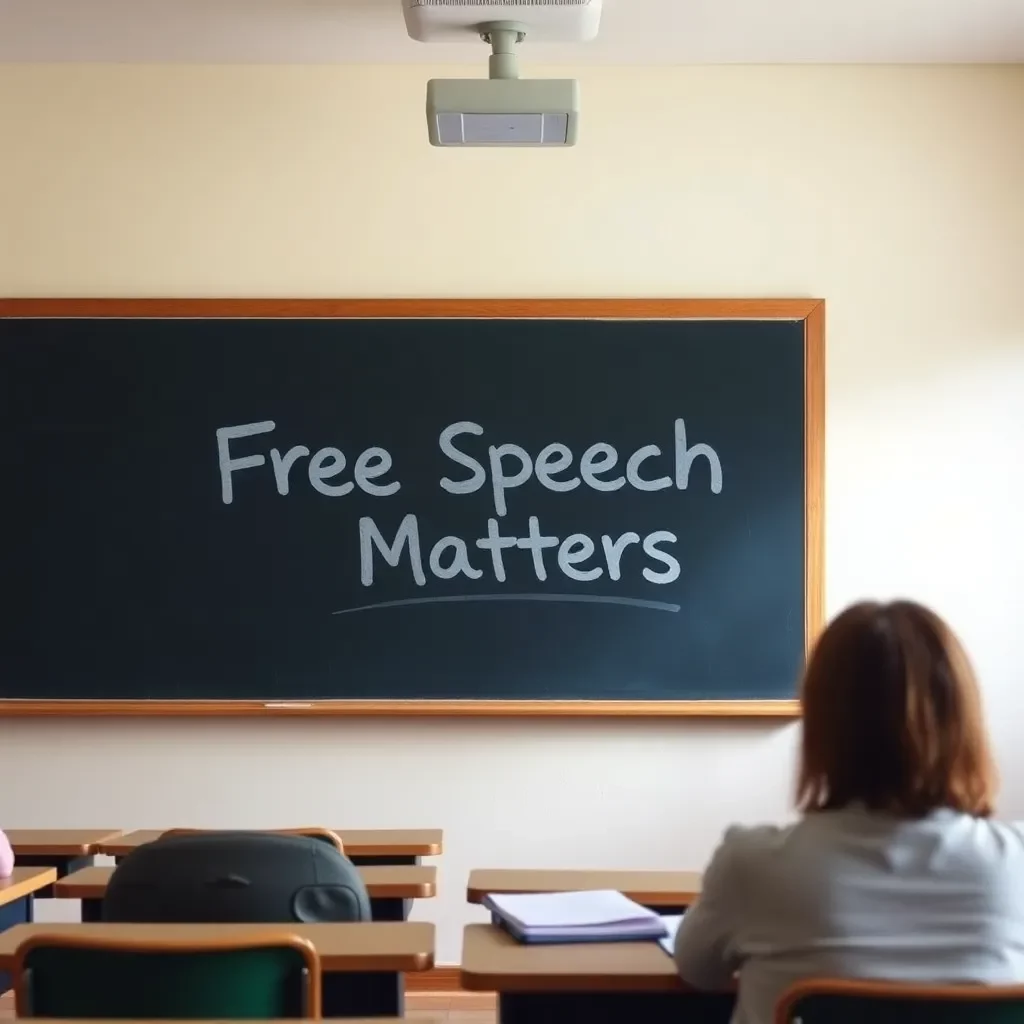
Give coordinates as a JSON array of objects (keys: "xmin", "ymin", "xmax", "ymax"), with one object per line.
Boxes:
[{"xmin": 0, "ymin": 299, "xmax": 824, "ymax": 717}]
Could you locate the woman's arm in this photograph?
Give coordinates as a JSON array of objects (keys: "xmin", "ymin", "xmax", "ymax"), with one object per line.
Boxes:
[
  {"xmin": 0, "ymin": 830, "xmax": 14, "ymax": 878},
  {"xmin": 674, "ymin": 827, "xmax": 744, "ymax": 989}
]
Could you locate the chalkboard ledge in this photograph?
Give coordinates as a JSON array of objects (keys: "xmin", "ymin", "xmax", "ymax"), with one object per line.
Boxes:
[{"xmin": 0, "ymin": 700, "xmax": 800, "ymax": 719}]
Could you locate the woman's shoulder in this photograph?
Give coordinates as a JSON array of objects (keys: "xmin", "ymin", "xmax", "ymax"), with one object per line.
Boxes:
[
  {"xmin": 948, "ymin": 815, "xmax": 1024, "ymax": 864},
  {"xmin": 699, "ymin": 821, "xmax": 805, "ymax": 896},
  {"xmin": 710, "ymin": 821, "xmax": 800, "ymax": 865},
  {"xmin": 710, "ymin": 812, "xmax": 1024, "ymax": 867},
  {"xmin": 718, "ymin": 821, "xmax": 792, "ymax": 848}
]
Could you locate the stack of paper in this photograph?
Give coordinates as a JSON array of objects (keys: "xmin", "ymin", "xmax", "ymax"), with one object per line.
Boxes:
[
  {"xmin": 659, "ymin": 914, "xmax": 684, "ymax": 955},
  {"xmin": 483, "ymin": 889, "xmax": 668, "ymax": 945}
]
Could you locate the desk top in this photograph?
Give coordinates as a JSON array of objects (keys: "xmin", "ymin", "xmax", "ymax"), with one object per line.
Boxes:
[
  {"xmin": 0, "ymin": 922, "xmax": 434, "ymax": 973},
  {"xmin": 25, "ymin": 1020, "xmax": 431, "ymax": 1024},
  {"xmin": 461, "ymin": 924, "xmax": 685, "ymax": 993},
  {"xmin": 7, "ymin": 830, "xmax": 124, "ymax": 856},
  {"xmin": 99, "ymin": 829, "xmax": 443, "ymax": 858},
  {"xmin": 0, "ymin": 867, "xmax": 58, "ymax": 907},
  {"xmin": 467, "ymin": 869, "xmax": 702, "ymax": 907},
  {"xmin": 55, "ymin": 864, "xmax": 437, "ymax": 900}
]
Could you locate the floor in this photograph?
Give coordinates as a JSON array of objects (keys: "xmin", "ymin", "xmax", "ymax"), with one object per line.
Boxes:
[
  {"xmin": 407, "ymin": 990, "xmax": 497, "ymax": 1023},
  {"xmin": 0, "ymin": 988, "xmax": 497, "ymax": 1022}
]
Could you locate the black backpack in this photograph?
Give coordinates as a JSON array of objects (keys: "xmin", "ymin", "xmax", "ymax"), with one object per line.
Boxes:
[{"xmin": 102, "ymin": 830, "xmax": 371, "ymax": 923}]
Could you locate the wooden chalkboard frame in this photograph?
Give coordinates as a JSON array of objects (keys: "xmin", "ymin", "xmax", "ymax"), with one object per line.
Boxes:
[{"xmin": 0, "ymin": 297, "xmax": 824, "ymax": 718}]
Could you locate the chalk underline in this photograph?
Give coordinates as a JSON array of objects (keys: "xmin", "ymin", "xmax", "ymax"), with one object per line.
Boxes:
[{"xmin": 332, "ymin": 594, "xmax": 681, "ymax": 616}]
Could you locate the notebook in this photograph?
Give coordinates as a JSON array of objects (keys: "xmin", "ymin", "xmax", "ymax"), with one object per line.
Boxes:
[{"xmin": 483, "ymin": 889, "xmax": 667, "ymax": 945}]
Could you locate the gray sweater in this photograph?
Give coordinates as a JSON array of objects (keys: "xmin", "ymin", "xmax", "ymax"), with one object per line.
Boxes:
[{"xmin": 674, "ymin": 807, "xmax": 1024, "ymax": 1024}]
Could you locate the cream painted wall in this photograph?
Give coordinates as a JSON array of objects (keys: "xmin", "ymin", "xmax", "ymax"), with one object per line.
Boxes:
[{"xmin": 1, "ymin": 65, "xmax": 1023, "ymax": 962}]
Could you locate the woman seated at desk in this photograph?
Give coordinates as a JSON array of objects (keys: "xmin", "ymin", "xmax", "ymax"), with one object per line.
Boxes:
[{"xmin": 675, "ymin": 599, "xmax": 1024, "ymax": 1024}]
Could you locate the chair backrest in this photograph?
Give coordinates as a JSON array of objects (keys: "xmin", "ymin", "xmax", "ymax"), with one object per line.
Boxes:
[
  {"xmin": 104, "ymin": 831, "xmax": 371, "ymax": 924},
  {"xmin": 776, "ymin": 979, "xmax": 1024, "ymax": 1024},
  {"xmin": 165, "ymin": 827, "xmax": 345, "ymax": 854},
  {"xmin": 14, "ymin": 930, "xmax": 321, "ymax": 1019}
]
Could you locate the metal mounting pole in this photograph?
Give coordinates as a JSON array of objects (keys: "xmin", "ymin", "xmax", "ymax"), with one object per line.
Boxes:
[{"xmin": 480, "ymin": 20, "xmax": 527, "ymax": 80}]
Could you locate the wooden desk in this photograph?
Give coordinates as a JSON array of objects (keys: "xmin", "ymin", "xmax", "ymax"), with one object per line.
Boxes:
[
  {"xmin": 98, "ymin": 829, "xmax": 442, "ymax": 920},
  {"xmin": 0, "ymin": 921, "xmax": 433, "ymax": 1018},
  {"xmin": 461, "ymin": 924, "xmax": 733, "ymax": 1024},
  {"xmin": 468, "ymin": 869, "xmax": 702, "ymax": 913},
  {"xmin": 0, "ymin": 921, "xmax": 432, "ymax": 972},
  {"xmin": 55, "ymin": 864, "xmax": 437, "ymax": 921},
  {"xmin": 6, "ymin": 829, "xmax": 124, "ymax": 880},
  {"xmin": 27, "ymin": 1020, "xmax": 430, "ymax": 1024},
  {"xmin": 0, "ymin": 867, "xmax": 59, "ymax": 913},
  {"xmin": 99, "ymin": 829, "xmax": 443, "ymax": 862},
  {"xmin": 0, "ymin": 867, "xmax": 59, "ymax": 996}
]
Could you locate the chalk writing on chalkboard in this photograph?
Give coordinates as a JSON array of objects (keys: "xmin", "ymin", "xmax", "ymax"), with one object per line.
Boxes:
[{"xmin": 217, "ymin": 416, "xmax": 723, "ymax": 615}]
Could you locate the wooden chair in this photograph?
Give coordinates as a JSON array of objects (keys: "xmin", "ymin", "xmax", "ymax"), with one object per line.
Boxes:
[
  {"xmin": 164, "ymin": 827, "xmax": 345, "ymax": 854},
  {"xmin": 14, "ymin": 931, "xmax": 322, "ymax": 1019},
  {"xmin": 776, "ymin": 978, "xmax": 1024, "ymax": 1024}
]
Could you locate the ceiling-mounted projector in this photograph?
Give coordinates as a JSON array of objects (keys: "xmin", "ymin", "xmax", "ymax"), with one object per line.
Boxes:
[
  {"xmin": 403, "ymin": 1, "xmax": 601, "ymax": 148},
  {"xmin": 427, "ymin": 23, "xmax": 579, "ymax": 147}
]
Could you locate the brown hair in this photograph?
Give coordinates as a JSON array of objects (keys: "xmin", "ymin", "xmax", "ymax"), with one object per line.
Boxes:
[{"xmin": 796, "ymin": 600, "xmax": 996, "ymax": 818}]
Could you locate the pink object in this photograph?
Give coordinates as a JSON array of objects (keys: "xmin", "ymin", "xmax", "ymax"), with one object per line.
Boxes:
[{"xmin": 0, "ymin": 830, "xmax": 14, "ymax": 878}]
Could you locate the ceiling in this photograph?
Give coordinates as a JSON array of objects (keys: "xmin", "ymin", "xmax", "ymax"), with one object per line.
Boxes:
[{"xmin": 1, "ymin": 0, "xmax": 1023, "ymax": 64}]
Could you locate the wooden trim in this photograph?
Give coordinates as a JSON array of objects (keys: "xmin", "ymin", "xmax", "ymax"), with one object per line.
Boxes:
[
  {"xmin": 54, "ymin": 864, "xmax": 435, "ymax": 902},
  {"xmin": 465, "ymin": 868, "xmax": 701, "ymax": 907},
  {"xmin": 0, "ymin": 698, "xmax": 799, "ymax": 718},
  {"xmin": 97, "ymin": 828, "xmax": 443, "ymax": 859},
  {"xmin": 0, "ymin": 922, "xmax": 434, "ymax": 975},
  {"xmin": 460, "ymin": 925, "xmax": 688, "ymax": 993},
  {"xmin": 164, "ymin": 827, "xmax": 345, "ymax": 854},
  {"xmin": 0, "ymin": 297, "xmax": 821, "ymax": 321},
  {"xmin": 13, "ymin": 930, "xmax": 322, "ymax": 1018},
  {"xmin": 803, "ymin": 300, "xmax": 826, "ymax": 654},
  {"xmin": 0, "ymin": 297, "xmax": 822, "ymax": 721},
  {"xmin": 358, "ymin": 866, "xmax": 436, "ymax": 900},
  {"xmin": 405, "ymin": 966, "xmax": 463, "ymax": 992},
  {"xmin": 6, "ymin": 830, "xmax": 124, "ymax": 857},
  {"xmin": 775, "ymin": 978, "xmax": 1024, "ymax": 1023},
  {"xmin": 51, "ymin": 867, "xmax": 119, "ymax": 900}
]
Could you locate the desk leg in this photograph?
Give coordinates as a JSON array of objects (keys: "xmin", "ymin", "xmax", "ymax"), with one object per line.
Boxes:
[
  {"xmin": 0, "ymin": 895, "xmax": 34, "ymax": 996},
  {"xmin": 498, "ymin": 992, "xmax": 735, "ymax": 1024},
  {"xmin": 80, "ymin": 898, "xmax": 103, "ymax": 923},
  {"xmin": 368, "ymin": 896, "xmax": 410, "ymax": 922},
  {"xmin": 348, "ymin": 853, "xmax": 418, "ymax": 922},
  {"xmin": 322, "ymin": 971, "xmax": 403, "ymax": 1018}
]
